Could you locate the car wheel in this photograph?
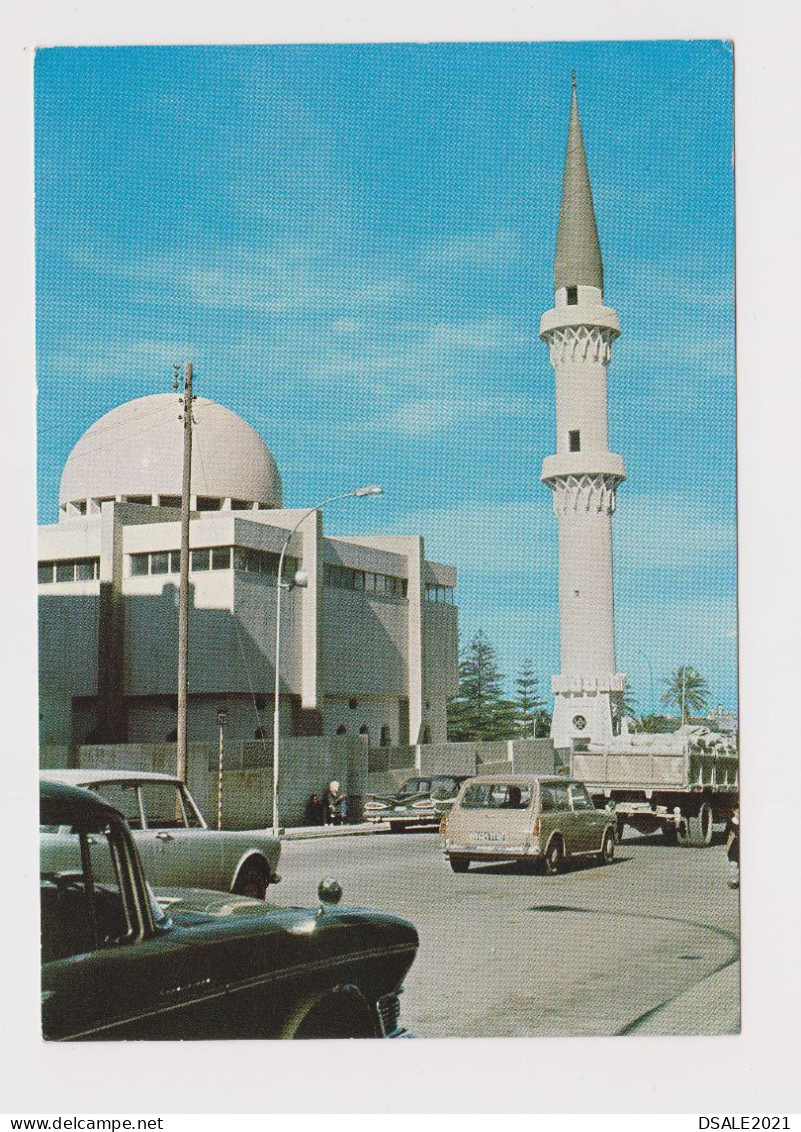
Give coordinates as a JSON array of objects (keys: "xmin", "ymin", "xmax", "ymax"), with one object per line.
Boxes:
[
  {"xmin": 449, "ymin": 856, "xmax": 470, "ymax": 873},
  {"xmin": 234, "ymin": 857, "xmax": 269, "ymax": 900},
  {"xmin": 601, "ymin": 829, "xmax": 615, "ymax": 865},
  {"xmin": 542, "ymin": 838, "xmax": 563, "ymax": 875},
  {"xmin": 290, "ymin": 989, "xmax": 378, "ymax": 1039}
]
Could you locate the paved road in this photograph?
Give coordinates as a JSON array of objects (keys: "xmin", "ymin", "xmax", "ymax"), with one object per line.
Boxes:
[{"xmin": 272, "ymin": 828, "xmax": 740, "ymax": 1038}]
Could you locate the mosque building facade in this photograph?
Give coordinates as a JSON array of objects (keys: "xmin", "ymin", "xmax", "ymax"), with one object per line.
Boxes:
[
  {"xmin": 38, "ymin": 393, "xmax": 458, "ymax": 750},
  {"xmin": 540, "ymin": 78, "xmax": 628, "ymax": 749}
]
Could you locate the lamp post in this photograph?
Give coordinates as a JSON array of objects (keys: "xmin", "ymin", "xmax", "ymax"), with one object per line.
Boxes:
[
  {"xmin": 216, "ymin": 707, "xmax": 228, "ymax": 831},
  {"xmin": 271, "ymin": 486, "xmax": 383, "ymax": 836},
  {"xmin": 637, "ymin": 649, "xmax": 656, "ymax": 718}
]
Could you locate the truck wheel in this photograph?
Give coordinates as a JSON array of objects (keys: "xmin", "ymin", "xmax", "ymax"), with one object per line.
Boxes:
[
  {"xmin": 685, "ymin": 802, "xmax": 714, "ymax": 847},
  {"xmin": 449, "ymin": 856, "xmax": 470, "ymax": 873},
  {"xmin": 663, "ymin": 825, "xmax": 679, "ymax": 845},
  {"xmin": 616, "ymin": 817, "xmax": 626, "ymax": 843}
]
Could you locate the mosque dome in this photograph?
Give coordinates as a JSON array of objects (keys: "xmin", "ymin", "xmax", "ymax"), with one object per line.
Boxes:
[{"xmin": 59, "ymin": 393, "xmax": 283, "ymax": 518}]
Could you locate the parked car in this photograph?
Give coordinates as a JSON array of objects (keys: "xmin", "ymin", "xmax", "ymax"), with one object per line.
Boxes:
[
  {"xmin": 364, "ymin": 775, "xmax": 469, "ymax": 832},
  {"xmin": 40, "ymin": 769, "xmax": 280, "ymax": 900},
  {"xmin": 440, "ymin": 774, "xmax": 616, "ymax": 874},
  {"xmin": 40, "ymin": 779, "xmax": 419, "ymax": 1040}
]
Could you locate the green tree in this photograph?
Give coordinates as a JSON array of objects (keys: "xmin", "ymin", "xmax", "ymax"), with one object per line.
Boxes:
[
  {"xmin": 447, "ymin": 630, "xmax": 516, "ymax": 741},
  {"xmin": 638, "ymin": 713, "xmax": 678, "ymax": 734},
  {"xmin": 620, "ymin": 680, "xmax": 637, "ymax": 722},
  {"xmin": 661, "ymin": 665, "xmax": 710, "ymax": 724},
  {"xmin": 514, "ymin": 660, "xmax": 549, "ymax": 739}
]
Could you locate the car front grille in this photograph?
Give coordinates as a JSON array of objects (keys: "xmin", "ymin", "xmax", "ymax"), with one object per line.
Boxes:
[{"xmin": 376, "ymin": 992, "xmax": 402, "ymax": 1037}]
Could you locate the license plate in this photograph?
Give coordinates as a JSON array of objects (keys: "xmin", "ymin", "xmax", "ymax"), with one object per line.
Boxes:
[{"xmin": 475, "ymin": 831, "xmax": 506, "ymax": 842}]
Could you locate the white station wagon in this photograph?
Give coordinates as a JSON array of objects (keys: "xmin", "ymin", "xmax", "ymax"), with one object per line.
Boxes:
[
  {"xmin": 40, "ymin": 769, "xmax": 281, "ymax": 899},
  {"xmin": 441, "ymin": 774, "xmax": 616, "ymax": 875}
]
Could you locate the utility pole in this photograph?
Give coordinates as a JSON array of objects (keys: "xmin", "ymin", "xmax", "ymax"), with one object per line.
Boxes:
[{"xmin": 176, "ymin": 362, "xmax": 194, "ymax": 783}]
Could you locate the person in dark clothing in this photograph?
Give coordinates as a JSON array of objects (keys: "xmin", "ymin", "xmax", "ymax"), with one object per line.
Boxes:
[
  {"xmin": 304, "ymin": 793, "xmax": 325, "ymax": 826},
  {"xmin": 725, "ymin": 807, "xmax": 740, "ymax": 888},
  {"xmin": 323, "ymin": 780, "xmax": 347, "ymax": 825}
]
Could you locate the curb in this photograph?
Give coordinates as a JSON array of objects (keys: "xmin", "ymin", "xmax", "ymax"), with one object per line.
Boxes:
[
  {"xmin": 281, "ymin": 822, "xmax": 390, "ymax": 841},
  {"xmin": 623, "ymin": 959, "xmax": 740, "ymax": 1035}
]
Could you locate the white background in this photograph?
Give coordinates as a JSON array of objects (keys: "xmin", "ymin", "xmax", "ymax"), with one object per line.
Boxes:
[{"xmin": 1, "ymin": 0, "xmax": 799, "ymax": 1117}]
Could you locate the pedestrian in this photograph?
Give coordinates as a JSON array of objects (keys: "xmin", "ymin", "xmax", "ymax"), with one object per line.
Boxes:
[
  {"xmin": 305, "ymin": 793, "xmax": 324, "ymax": 826},
  {"xmin": 323, "ymin": 780, "xmax": 346, "ymax": 825},
  {"xmin": 725, "ymin": 806, "xmax": 739, "ymax": 889}
]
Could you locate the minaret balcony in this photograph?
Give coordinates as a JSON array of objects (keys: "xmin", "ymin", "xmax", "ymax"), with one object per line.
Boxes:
[
  {"xmin": 539, "ymin": 303, "xmax": 620, "ymax": 340},
  {"xmin": 541, "ymin": 451, "xmax": 626, "ymax": 484},
  {"xmin": 552, "ymin": 673, "xmax": 627, "ymax": 694}
]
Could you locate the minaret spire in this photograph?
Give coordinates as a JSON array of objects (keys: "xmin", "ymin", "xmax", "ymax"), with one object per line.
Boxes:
[{"xmin": 554, "ymin": 76, "xmax": 604, "ymax": 294}]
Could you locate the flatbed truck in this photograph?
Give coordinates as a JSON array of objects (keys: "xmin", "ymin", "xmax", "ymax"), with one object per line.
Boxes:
[{"xmin": 570, "ymin": 725, "xmax": 738, "ymax": 847}]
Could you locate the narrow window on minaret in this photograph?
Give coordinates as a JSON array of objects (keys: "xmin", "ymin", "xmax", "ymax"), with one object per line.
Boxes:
[
  {"xmin": 566, "ymin": 286, "xmax": 578, "ymax": 305},
  {"xmin": 569, "ymin": 430, "xmax": 581, "ymax": 452}
]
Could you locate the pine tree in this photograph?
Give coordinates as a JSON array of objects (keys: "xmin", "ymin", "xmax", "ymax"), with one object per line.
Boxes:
[
  {"xmin": 514, "ymin": 660, "xmax": 547, "ymax": 739},
  {"xmin": 447, "ymin": 630, "xmax": 516, "ymax": 741}
]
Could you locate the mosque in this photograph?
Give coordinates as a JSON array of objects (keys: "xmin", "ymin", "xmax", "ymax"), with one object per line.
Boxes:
[
  {"xmin": 38, "ymin": 75, "xmax": 627, "ymax": 760},
  {"xmin": 38, "ymin": 394, "xmax": 458, "ymax": 749}
]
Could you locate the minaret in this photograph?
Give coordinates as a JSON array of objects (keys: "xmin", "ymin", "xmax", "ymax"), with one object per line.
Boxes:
[{"xmin": 540, "ymin": 75, "xmax": 627, "ymax": 748}]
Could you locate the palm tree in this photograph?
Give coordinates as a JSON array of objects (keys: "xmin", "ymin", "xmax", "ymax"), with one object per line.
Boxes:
[{"xmin": 661, "ymin": 665, "xmax": 710, "ymax": 724}]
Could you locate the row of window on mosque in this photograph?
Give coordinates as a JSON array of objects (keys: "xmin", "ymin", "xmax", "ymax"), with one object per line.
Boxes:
[
  {"xmin": 323, "ymin": 562, "xmax": 408, "ymax": 599},
  {"xmin": 61, "ymin": 495, "xmax": 267, "ymax": 516},
  {"xmin": 38, "ymin": 551, "xmax": 455, "ymax": 605},
  {"xmin": 38, "ymin": 557, "xmax": 100, "ymax": 584},
  {"xmin": 128, "ymin": 547, "xmax": 300, "ymax": 579}
]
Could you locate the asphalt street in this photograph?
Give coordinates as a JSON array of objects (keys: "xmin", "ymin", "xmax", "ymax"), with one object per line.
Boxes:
[{"xmin": 271, "ymin": 827, "xmax": 740, "ymax": 1038}]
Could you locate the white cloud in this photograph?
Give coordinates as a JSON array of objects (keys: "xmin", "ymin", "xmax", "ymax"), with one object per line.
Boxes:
[
  {"xmin": 71, "ymin": 244, "xmax": 412, "ymax": 317},
  {"xmin": 364, "ymin": 498, "xmax": 557, "ymax": 577},
  {"xmin": 364, "ymin": 394, "xmax": 536, "ymax": 437},
  {"xmin": 616, "ymin": 492, "xmax": 736, "ymax": 572},
  {"xmin": 43, "ymin": 336, "xmax": 198, "ymax": 381},
  {"xmin": 426, "ymin": 230, "xmax": 521, "ymax": 267}
]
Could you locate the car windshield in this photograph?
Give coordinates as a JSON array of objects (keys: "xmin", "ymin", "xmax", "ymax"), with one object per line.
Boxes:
[
  {"xmin": 398, "ymin": 779, "xmax": 429, "ymax": 797},
  {"xmin": 460, "ymin": 783, "xmax": 532, "ymax": 809},
  {"xmin": 40, "ymin": 823, "xmax": 132, "ymax": 962},
  {"xmin": 84, "ymin": 780, "xmax": 205, "ymax": 830},
  {"xmin": 86, "ymin": 782, "xmax": 142, "ymax": 827},
  {"xmin": 430, "ymin": 777, "xmax": 460, "ymax": 797}
]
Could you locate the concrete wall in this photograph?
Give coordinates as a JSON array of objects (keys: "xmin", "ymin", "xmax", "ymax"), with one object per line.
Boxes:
[
  {"xmin": 422, "ymin": 603, "xmax": 459, "ymax": 700},
  {"xmin": 365, "ymin": 738, "xmax": 556, "ymax": 793},
  {"xmin": 321, "ymin": 588, "xmax": 408, "ymax": 696},
  {"xmin": 38, "ymin": 592, "xmax": 100, "ymax": 720},
  {"xmin": 320, "ymin": 695, "xmax": 402, "ymax": 747},
  {"xmin": 40, "ymin": 734, "xmax": 364, "ymax": 830}
]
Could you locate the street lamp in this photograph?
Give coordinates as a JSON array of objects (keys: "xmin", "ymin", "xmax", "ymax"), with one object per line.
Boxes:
[
  {"xmin": 271, "ymin": 486, "xmax": 383, "ymax": 836},
  {"xmin": 636, "ymin": 649, "xmax": 656, "ymax": 718},
  {"xmin": 216, "ymin": 707, "xmax": 228, "ymax": 831}
]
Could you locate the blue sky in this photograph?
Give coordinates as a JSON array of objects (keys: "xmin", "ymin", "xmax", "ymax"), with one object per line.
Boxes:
[{"xmin": 34, "ymin": 41, "xmax": 736, "ymax": 714}]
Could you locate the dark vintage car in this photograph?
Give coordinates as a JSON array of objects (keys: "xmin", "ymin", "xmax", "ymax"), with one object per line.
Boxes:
[
  {"xmin": 364, "ymin": 775, "xmax": 469, "ymax": 832},
  {"xmin": 40, "ymin": 780, "xmax": 419, "ymax": 1041}
]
